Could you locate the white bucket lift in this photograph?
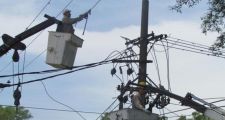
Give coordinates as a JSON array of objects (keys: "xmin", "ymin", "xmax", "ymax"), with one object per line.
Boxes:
[
  {"xmin": 46, "ymin": 31, "xmax": 83, "ymax": 69},
  {"xmin": 108, "ymin": 108, "xmax": 159, "ymax": 120}
]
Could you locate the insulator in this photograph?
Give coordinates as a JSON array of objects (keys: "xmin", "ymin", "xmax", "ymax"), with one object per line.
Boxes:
[
  {"xmin": 13, "ymin": 88, "xmax": 21, "ymax": 106},
  {"xmin": 123, "ymin": 95, "xmax": 128, "ymax": 103},
  {"xmin": 111, "ymin": 68, "xmax": 116, "ymax": 76},
  {"xmin": 12, "ymin": 50, "xmax": 19, "ymax": 62},
  {"xmin": 127, "ymin": 68, "xmax": 133, "ymax": 75},
  {"xmin": 119, "ymin": 66, "xmax": 123, "ymax": 74}
]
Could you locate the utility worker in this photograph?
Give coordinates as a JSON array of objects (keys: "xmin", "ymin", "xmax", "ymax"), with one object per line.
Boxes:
[
  {"xmin": 57, "ymin": 9, "xmax": 90, "ymax": 34},
  {"xmin": 131, "ymin": 81, "xmax": 149, "ymax": 112}
]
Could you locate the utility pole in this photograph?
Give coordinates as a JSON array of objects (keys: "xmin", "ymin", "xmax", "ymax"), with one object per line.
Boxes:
[{"xmin": 138, "ymin": 0, "xmax": 149, "ymax": 86}]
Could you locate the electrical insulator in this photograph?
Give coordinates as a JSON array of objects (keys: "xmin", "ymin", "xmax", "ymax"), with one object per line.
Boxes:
[
  {"xmin": 13, "ymin": 87, "xmax": 21, "ymax": 106},
  {"xmin": 12, "ymin": 50, "xmax": 19, "ymax": 62},
  {"xmin": 127, "ymin": 68, "xmax": 133, "ymax": 75},
  {"xmin": 111, "ymin": 68, "xmax": 116, "ymax": 76}
]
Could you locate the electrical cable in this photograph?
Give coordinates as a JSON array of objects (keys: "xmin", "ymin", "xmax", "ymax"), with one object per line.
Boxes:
[
  {"xmin": 24, "ymin": 49, "xmax": 47, "ymax": 69},
  {"xmin": 168, "ymin": 36, "xmax": 225, "ymax": 52},
  {"xmin": 12, "ymin": 62, "xmax": 15, "ymax": 91},
  {"xmin": 41, "ymin": 81, "xmax": 87, "ymax": 120},
  {"xmin": 1, "ymin": 54, "xmax": 138, "ymax": 88},
  {"xmin": 163, "ymin": 98, "xmax": 225, "ymax": 115},
  {"xmin": 203, "ymin": 97, "xmax": 225, "ymax": 100},
  {"xmin": 6, "ymin": 60, "xmax": 111, "ymax": 88},
  {"xmin": 160, "ymin": 41, "xmax": 171, "ymax": 91},
  {"xmin": 166, "ymin": 38, "xmax": 212, "ymax": 52},
  {"xmin": 95, "ymin": 98, "xmax": 118, "ymax": 120},
  {"xmin": 152, "ymin": 47, "xmax": 162, "ymax": 85},
  {"xmin": 91, "ymin": 0, "xmax": 103, "ymax": 10},
  {"xmin": 163, "ymin": 107, "xmax": 191, "ymax": 115},
  {"xmin": 0, "ymin": 53, "xmax": 138, "ymax": 78},
  {"xmin": 163, "ymin": 38, "xmax": 225, "ymax": 56},
  {"xmin": 0, "ymin": 104, "xmax": 102, "ymax": 114},
  {"xmin": 114, "ymin": 74, "xmax": 123, "ymax": 83},
  {"xmin": 154, "ymin": 41, "xmax": 225, "ymax": 59},
  {"xmin": 164, "ymin": 107, "xmax": 181, "ymax": 118},
  {"xmin": 211, "ymin": 98, "xmax": 225, "ymax": 104},
  {"xmin": 25, "ymin": 0, "xmax": 52, "ymax": 30}
]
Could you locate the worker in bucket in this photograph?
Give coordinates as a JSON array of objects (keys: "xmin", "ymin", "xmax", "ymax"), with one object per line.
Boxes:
[
  {"xmin": 131, "ymin": 81, "xmax": 150, "ymax": 112},
  {"xmin": 57, "ymin": 9, "xmax": 90, "ymax": 34}
]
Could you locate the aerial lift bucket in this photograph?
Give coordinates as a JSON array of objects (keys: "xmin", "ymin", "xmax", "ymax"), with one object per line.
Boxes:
[{"xmin": 46, "ymin": 31, "xmax": 83, "ymax": 69}]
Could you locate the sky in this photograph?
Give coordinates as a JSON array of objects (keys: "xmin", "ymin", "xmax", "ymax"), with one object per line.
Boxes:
[{"xmin": 0, "ymin": 0, "xmax": 225, "ymax": 120}]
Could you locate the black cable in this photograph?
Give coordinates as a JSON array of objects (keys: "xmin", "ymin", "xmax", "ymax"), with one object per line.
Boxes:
[
  {"xmin": 164, "ymin": 98, "xmax": 225, "ymax": 115},
  {"xmin": 163, "ymin": 39, "xmax": 217, "ymax": 55},
  {"xmin": 160, "ymin": 41, "xmax": 171, "ymax": 91},
  {"xmin": 0, "ymin": 104, "xmax": 101, "ymax": 114},
  {"xmin": 163, "ymin": 107, "xmax": 191, "ymax": 115},
  {"xmin": 95, "ymin": 98, "xmax": 118, "ymax": 120},
  {"xmin": 154, "ymin": 42, "xmax": 225, "ymax": 59},
  {"xmin": 7, "ymin": 61, "xmax": 111, "ymax": 88},
  {"xmin": 25, "ymin": 0, "xmax": 52, "ymax": 30},
  {"xmin": 91, "ymin": 0, "xmax": 104, "ymax": 10},
  {"xmin": 166, "ymin": 38, "xmax": 213, "ymax": 52},
  {"xmin": 56, "ymin": 0, "xmax": 74, "ymax": 17},
  {"xmin": 211, "ymin": 98, "xmax": 225, "ymax": 104},
  {"xmin": 163, "ymin": 38, "xmax": 225, "ymax": 56},
  {"xmin": 0, "ymin": 53, "xmax": 138, "ymax": 78},
  {"xmin": 41, "ymin": 81, "xmax": 87, "ymax": 120},
  {"xmin": 168, "ymin": 36, "xmax": 225, "ymax": 52},
  {"xmin": 164, "ymin": 107, "xmax": 181, "ymax": 118},
  {"xmin": 203, "ymin": 97, "xmax": 225, "ymax": 100},
  {"xmin": 2, "ymin": 54, "xmax": 139, "ymax": 88},
  {"xmin": 152, "ymin": 47, "xmax": 162, "ymax": 84}
]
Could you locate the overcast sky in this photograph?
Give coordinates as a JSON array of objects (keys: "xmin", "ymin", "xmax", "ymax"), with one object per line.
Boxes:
[{"xmin": 0, "ymin": 0, "xmax": 225, "ymax": 120}]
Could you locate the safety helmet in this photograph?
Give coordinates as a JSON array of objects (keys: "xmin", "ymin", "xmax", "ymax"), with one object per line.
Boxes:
[
  {"xmin": 138, "ymin": 81, "xmax": 146, "ymax": 86},
  {"xmin": 63, "ymin": 9, "xmax": 71, "ymax": 15}
]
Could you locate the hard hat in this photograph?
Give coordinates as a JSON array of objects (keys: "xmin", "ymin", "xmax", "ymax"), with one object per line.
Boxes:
[
  {"xmin": 138, "ymin": 81, "xmax": 146, "ymax": 86},
  {"xmin": 63, "ymin": 9, "xmax": 71, "ymax": 15}
]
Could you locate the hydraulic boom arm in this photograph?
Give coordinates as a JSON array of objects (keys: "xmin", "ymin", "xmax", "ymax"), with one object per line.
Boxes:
[{"xmin": 0, "ymin": 14, "xmax": 60, "ymax": 57}]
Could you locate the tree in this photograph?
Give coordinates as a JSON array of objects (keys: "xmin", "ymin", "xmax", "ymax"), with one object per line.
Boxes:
[
  {"xmin": 101, "ymin": 113, "xmax": 110, "ymax": 120},
  {"xmin": 177, "ymin": 112, "xmax": 211, "ymax": 120},
  {"xmin": 172, "ymin": 0, "xmax": 225, "ymax": 50},
  {"xmin": 0, "ymin": 106, "xmax": 32, "ymax": 120}
]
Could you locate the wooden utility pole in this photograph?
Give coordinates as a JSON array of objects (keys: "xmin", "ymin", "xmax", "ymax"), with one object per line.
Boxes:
[{"xmin": 139, "ymin": 0, "xmax": 149, "ymax": 85}]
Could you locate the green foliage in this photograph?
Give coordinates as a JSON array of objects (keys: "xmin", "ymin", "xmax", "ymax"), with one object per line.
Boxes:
[
  {"xmin": 160, "ymin": 116, "xmax": 168, "ymax": 120},
  {"xmin": 177, "ymin": 112, "xmax": 211, "ymax": 120},
  {"xmin": 0, "ymin": 106, "xmax": 32, "ymax": 120},
  {"xmin": 171, "ymin": 0, "xmax": 225, "ymax": 49},
  {"xmin": 101, "ymin": 113, "xmax": 110, "ymax": 120}
]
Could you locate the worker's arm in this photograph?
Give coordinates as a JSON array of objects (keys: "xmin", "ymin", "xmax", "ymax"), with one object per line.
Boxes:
[{"xmin": 63, "ymin": 10, "xmax": 90, "ymax": 24}]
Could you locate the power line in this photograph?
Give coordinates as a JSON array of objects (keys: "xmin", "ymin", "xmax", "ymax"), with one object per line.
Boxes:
[
  {"xmin": 0, "ymin": 104, "xmax": 101, "ymax": 114},
  {"xmin": 168, "ymin": 36, "xmax": 217, "ymax": 50},
  {"xmin": 163, "ymin": 107, "xmax": 181, "ymax": 118},
  {"xmin": 164, "ymin": 98, "xmax": 225, "ymax": 115},
  {"xmin": 56, "ymin": 0, "xmax": 74, "ymax": 17},
  {"xmin": 91, "ymin": 0, "xmax": 104, "ymax": 10},
  {"xmin": 160, "ymin": 41, "xmax": 171, "ymax": 91},
  {"xmin": 95, "ymin": 98, "xmax": 118, "ymax": 120},
  {"xmin": 0, "ymin": 51, "xmax": 137, "ymax": 78},
  {"xmin": 165, "ymin": 38, "xmax": 225, "ymax": 55},
  {"xmin": 154, "ymin": 41, "xmax": 225, "ymax": 59},
  {"xmin": 1, "ymin": 54, "xmax": 138, "ymax": 88},
  {"xmin": 25, "ymin": 0, "xmax": 52, "ymax": 30},
  {"xmin": 8, "ymin": 61, "xmax": 111, "ymax": 88},
  {"xmin": 41, "ymin": 81, "xmax": 87, "ymax": 120}
]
